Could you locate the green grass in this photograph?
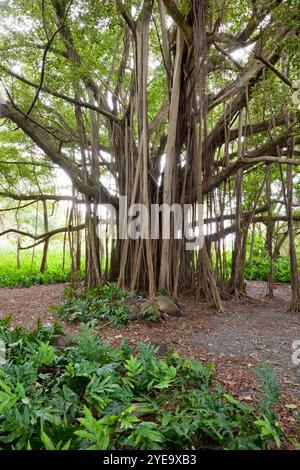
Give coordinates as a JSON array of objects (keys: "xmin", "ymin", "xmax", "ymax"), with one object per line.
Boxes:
[
  {"xmin": 0, "ymin": 250, "xmax": 81, "ymax": 287},
  {"xmin": 0, "ymin": 318, "xmax": 283, "ymax": 450},
  {"xmin": 0, "ymin": 242, "xmax": 297, "ymax": 288}
]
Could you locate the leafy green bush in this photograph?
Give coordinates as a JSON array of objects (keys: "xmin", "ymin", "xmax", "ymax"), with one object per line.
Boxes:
[
  {"xmin": 273, "ymin": 257, "xmax": 291, "ymax": 283},
  {"xmin": 0, "ymin": 319, "xmax": 282, "ymax": 450},
  {"xmin": 54, "ymin": 283, "xmax": 134, "ymax": 328},
  {"xmin": 245, "ymin": 253, "xmax": 292, "ymax": 283},
  {"xmin": 236, "ymin": 237, "xmax": 296, "ymax": 283}
]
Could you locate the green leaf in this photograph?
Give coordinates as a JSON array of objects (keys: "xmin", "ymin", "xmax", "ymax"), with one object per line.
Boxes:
[{"xmin": 40, "ymin": 427, "xmax": 55, "ymax": 451}]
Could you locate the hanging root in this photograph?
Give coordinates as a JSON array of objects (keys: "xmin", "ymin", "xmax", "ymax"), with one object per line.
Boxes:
[{"xmin": 287, "ymin": 299, "xmax": 300, "ymax": 314}]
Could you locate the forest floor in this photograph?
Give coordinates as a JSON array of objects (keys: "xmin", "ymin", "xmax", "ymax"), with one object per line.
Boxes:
[{"xmin": 0, "ymin": 280, "xmax": 299, "ymax": 442}]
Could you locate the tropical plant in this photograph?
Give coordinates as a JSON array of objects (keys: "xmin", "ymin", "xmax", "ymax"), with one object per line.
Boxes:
[{"xmin": 0, "ymin": 318, "xmax": 285, "ymax": 450}]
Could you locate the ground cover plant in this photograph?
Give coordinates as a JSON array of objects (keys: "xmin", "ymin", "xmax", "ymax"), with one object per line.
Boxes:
[
  {"xmin": 0, "ymin": 317, "xmax": 284, "ymax": 450},
  {"xmin": 53, "ymin": 283, "xmax": 135, "ymax": 328},
  {"xmin": 0, "ymin": 251, "xmax": 77, "ymax": 287}
]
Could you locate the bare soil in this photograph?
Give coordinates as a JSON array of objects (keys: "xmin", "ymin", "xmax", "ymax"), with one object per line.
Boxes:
[
  {"xmin": 0, "ymin": 283, "xmax": 66, "ymax": 327},
  {"xmin": 188, "ymin": 281, "xmax": 300, "ymax": 400}
]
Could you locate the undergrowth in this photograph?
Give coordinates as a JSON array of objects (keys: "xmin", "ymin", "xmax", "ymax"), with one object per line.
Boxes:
[
  {"xmin": 243, "ymin": 238, "xmax": 293, "ymax": 283},
  {"xmin": 0, "ymin": 317, "xmax": 283, "ymax": 450},
  {"xmin": 53, "ymin": 283, "xmax": 135, "ymax": 328},
  {"xmin": 244, "ymin": 254, "xmax": 291, "ymax": 283},
  {"xmin": 0, "ymin": 251, "xmax": 80, "ymax": 287},
  {"xmin": 0, "ymin": 241, "xmax": 297, "ymax": 287}
]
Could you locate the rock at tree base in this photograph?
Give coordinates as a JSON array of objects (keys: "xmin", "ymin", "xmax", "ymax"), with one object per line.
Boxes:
[{"xmin": 139, "ymin": 295, "xmax": 180, "ymax": 320}]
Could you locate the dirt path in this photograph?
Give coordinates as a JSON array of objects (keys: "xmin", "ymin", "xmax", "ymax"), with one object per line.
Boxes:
[
  {"xmin": 188, "ymin": 281, "xmax": 300, "ymax": 400},
  {"xmin": 0, "ymin": 280, "xmax": 299, "ymax": 401}
]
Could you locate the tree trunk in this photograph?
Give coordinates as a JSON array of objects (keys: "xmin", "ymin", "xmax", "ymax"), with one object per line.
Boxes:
[
  {"xmin": 40, "ymin": 200, "xmax": 49, "ymax": 273},
  {"xmin": 265, "ymin": 164, "xmax": 274, "ymax": 298},
  {"xmin": 159, "ymin": 28, "xmax": 184, "ymax": 294},
  {"xmin": 285, "ymin": 141, "xmax": 300, "ymax": 312}
]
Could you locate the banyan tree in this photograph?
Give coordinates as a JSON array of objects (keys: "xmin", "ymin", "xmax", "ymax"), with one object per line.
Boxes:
[{"xmin": 0, "ymin": 0, "xmax": 299, "ymax": 311}]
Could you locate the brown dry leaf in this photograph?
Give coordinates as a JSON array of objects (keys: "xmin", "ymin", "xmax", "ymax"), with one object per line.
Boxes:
[{"xmin": 240, "ymin": 395, "xmax": 253, "ymax": 402}]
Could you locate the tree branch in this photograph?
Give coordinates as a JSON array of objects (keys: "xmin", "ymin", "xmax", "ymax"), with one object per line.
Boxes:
[
  {"xmin": 0, "ymin": 102, "xmax": 118, "ymax": 206},
  {"xmin": 0, "ymin": 224, "xmax": 85, "ymax": 245},
  {"xmin": 162, "ymin": 0, "xmax": 192, "ymax": 43},
  {"xmin": 115, "ymin": 0, "xmax": 136, "ymax": 39},
  {"xmin": 0, "ymin": 191, "xmax": 84, "ymax": 204},
  {"xmin": 254, "ymin": 52, "xmax": 293, "ymax": 88},
  {"xmin": 0, "ymin": 65, "xmax": 122, "ymax": 125}
]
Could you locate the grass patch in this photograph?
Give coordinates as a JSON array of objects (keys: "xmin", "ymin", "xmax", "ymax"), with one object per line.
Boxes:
[{"xmin": 0, "ymin": 250, "xmax": 82, "ymax": 287}]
